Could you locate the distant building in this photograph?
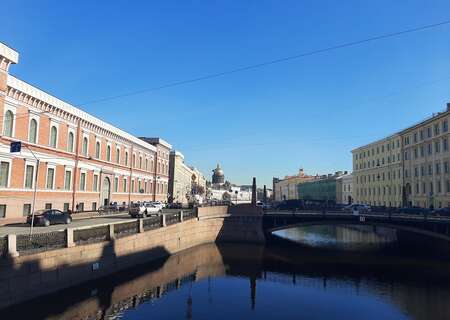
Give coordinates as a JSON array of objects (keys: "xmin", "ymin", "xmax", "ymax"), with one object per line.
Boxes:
[
  {"xmin": 336, "ymin": 172, "xmax": 353, "ymax": 205},
  {"xmin": 297, "ymin": 171, "xmax": 349, "ymax": 204},
  {"xmin": 168, "ymin": 151, "xmax": 206, "ymax": 205},
  {"xmin": 209, "ymin": 186, "xmax": 252, "ymax": 204},
  {"xmin": 273, "ymin": 169, "xmax": 317, "ymax": 201}
]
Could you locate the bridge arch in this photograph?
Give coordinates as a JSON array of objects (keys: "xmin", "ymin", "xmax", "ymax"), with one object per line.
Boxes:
[{"xmin": 263, "ymin": 214, "xmax": 450, "ymax": 243}]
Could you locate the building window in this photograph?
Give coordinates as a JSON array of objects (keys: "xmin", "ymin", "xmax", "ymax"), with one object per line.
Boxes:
[
  {"xmin": 77, "ymin": 203, "xmax": 84, "ymax": 211},
  {"xmin": 50, "ymin": 126, "xmax": 58, "ymax": 148},
  {"xmin": 64, "ymin": 170, "xmax": 72, "ymax": 190},
  {"xmin": 23, "ymin": 204, "xmax": 31, "ymax": 217},
  {"xmin": 3, "ymin": 110, "xmax": 14, "ymax": 137},
  {"xmin": 63, "ymin": 203, "xmax": 70, "ymax": 212},
  {"xmin": 93, "ymin": 174, "xmax": 99, "ymax": 192},
  {"xmin": 114, "ymin": 177, "xmax": 118, "ymax": 192},
  {"xmin": 29, "ymin": 119, "xmax": 37, "ymax": 143},
  {"xmin": 95, "ymin": 141, "xmax": 100, "ymax": 159},
  {"xmin": 131, "ymin": 179, "xmax": 135, "ymax": 193},
  {"xmin": 46, "ymin": 167, "xmax": 55, "ymax": 189},
  {"xmin": 444, "ymin": 138, "xmax": 448, "ymax": 152},
  {"xmin": 445, "ymin": 162, "xmax": 449, "ymax": 174},
  {"xmin": 139, "ymin": 156, "xmax": 143, "ymax": 169},
  {"xmin": 45, "ymin": 203, "xmax": 52, "ymax": 210},
  {"xmin": 24, "ymin": 164, "xmax": 34, "ymax": 189},
  {"xmin": 427, "ymin": 127, "xmax": 432, "ymax": 138},
  {"xmin": 125, "ymin": 151, "xmax": 129, "ymax": 166},
  {"xmin": 116, "ymin": 148, "xmax": 120, "ymax": 163},
  {"xmin": 82, "ymin": 137, "xmax": 88, "ymax": 156},
  {"xmin": 92, "ymin": 202, "xmax": 97, "ymax": 211},
  {"xmin": 428, "ymin": 143, "xmax": 432, "ymax": 155},
  {"xmin": 145, "ymin": 159, "xmax": 148, "ymax": 171},
  {"xmin": 133, "ymin": 154, "xmax": 136, "ymax": 168},
  {"xmin": 80, "ymin": 172, "xmax": 86, "ymax": 191},
  {"xmin": 444, "ymin": 119, "xmax": 448, "ymax": 132},
  {"xmin": 435, "ymin": 124, "xmax": 440, "ymax": 136},
  {"xmin": 68, "ymin": 132, "xmax": 74, "ymax": 152},
  {"xmin": 106, "ymin": 145, "xmax": 111, "ymax": 161},
  {"xmin": 0, "ymin": 161, "xmax": 9, "ymax": 187},
  {"xmin": 123, "ymin": 178, "xmax": 127, "ymax": 192},
  {"xmin": 435, "ymin": 141, "xmax": 440, "ymax": 153},
  {"xmin": 0, "ymin": 204, "xmax": 5, "ymax": 218}
]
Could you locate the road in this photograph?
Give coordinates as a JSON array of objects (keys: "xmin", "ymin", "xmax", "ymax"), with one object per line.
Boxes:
[{"xmin": 0, "ymin": 209, "xmax": 187, "ymax": 237}]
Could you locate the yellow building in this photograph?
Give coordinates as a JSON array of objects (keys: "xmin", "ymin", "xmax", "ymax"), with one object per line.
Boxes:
[
  {"xmin": 273, "ymin": 169, "xmax": 316, "ymax": 201},
  {"xmin": 353, "ymin": 104, "xmax": 450, "ymax": 209}
]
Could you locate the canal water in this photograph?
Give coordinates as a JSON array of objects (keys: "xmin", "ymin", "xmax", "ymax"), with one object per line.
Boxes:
[{"xmin": 3, "ymin": 226, "xmax": 450, "ymax": 320}]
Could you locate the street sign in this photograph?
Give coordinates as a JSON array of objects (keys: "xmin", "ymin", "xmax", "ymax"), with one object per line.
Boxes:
[{"xmin": 10, "ymin": 141, "xmax": 21, "ymax": 153}]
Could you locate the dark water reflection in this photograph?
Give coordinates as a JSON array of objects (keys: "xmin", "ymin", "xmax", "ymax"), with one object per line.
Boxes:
[{"xmin": 2, "ymin": 239, "xmax": 450, "ymax": 320}]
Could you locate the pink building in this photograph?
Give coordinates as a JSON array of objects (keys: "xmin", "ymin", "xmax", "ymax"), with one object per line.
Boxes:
[{"xmin": 0, "ymin": 42, "xmax": 171, "ymax": 224}]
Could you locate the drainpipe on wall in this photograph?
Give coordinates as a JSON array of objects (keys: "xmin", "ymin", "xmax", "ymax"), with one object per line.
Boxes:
[
  {"xmin": 153, "ymin": 147, "xmax": 158, "ymax": 202},
  {"xmin": 71, "ymin": 120, "xmax": 81, "ymax": 212},
  {"xmin": 128, "ymin": 145, "xmax": 133, "ymax": 206}
]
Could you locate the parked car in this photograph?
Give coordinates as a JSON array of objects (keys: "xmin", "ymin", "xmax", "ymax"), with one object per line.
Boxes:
[
  {"xmin": 397, "ymin": 207, "xmax": 430, "ymax": 215},
  {"xmin": 343, "ymin": 204, "xmax": 371, "ymax": 214},
  {"xmin": 152, "ymin": 201, "xmax": 165, "ymax": 211},
  {"xmin": 275, "ymin": 200, "xmax": 305, "ymax": 211},
  {"xmin": 129, "ymin": 202, "xmax": 162, "ymax": 218},
  {"xmin": 98, "ymin": 203, "xmax": 119, "ymax": 214},
  {"xmin": 27, "ymin": 209, "xmax": 72, "ymax": 227},
  {"xmin": 432, "ymin": 207, "xmax": 450, "ymax": 217},
  {"xmin": 167, "ymin": 202, "xmax": 182, "ymax": 209}
]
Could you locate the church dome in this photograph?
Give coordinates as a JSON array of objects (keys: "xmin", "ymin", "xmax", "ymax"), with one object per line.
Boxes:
[
  {"xmin": 213, "ymin": 164, "xmax": 224, "ymax": 176},
  {"xmin": 212, "ymin": 164, "xmax": 225, "ymax": 184}
]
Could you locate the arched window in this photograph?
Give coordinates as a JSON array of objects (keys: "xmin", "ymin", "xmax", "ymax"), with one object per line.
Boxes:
[
  {"xmin": 125, "ymin": 151, "xmax": 129, "ymax": 166},
  {"xmin": 67, "ymin": 132, "xmax": 74, "ymax": 152},
  {"xmin": 3, "ymin": 110, "xmax": 14, "ymax": 137},
  {"xmin": 106, "ymin": 145, "xmax": 111, "ymax": 161},
  {"xmin": 116, "ymin": 148, "xmax": 120, "ymax": 163},
  {"xmin": 139, "ymin": 156, "xmax": 142, "ymax": 169},
  {"xmin": 133, "ymin": 154, "xmax": 136, "ymax": 168},
  {"xmin": 95, "ymin": 141, "xmax": 100, "ymax": 158},
  {"xmin": 82, "ymin": 137, "xmax": 88, "ymax": 156},
  {"xmin": 145, "ymin": 159, "xmax": 148, "ymax": 171},
  {"xmin": 50, "ymin": 126, "xmax": 58, "ymax": 148},
  {"xmin": 29, "ymin": 119, "xmax": 37, "ymax": 143}
]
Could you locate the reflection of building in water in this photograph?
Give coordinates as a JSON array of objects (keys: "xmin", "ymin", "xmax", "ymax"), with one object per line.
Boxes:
[
  {"xmin": 275, "ymin": 225, "xmax": 397, "ymax": 250},
  {"xmin": 335, "ymin": 225, "xmax": 397, "ymax": 245}
]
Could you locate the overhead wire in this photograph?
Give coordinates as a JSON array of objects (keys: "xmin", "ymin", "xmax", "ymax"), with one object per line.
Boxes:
[{"xmin": 77, "ymin": 19, "xmax": 450, "ymax": 106}]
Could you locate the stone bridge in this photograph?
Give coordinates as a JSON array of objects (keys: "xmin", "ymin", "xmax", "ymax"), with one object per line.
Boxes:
[{"xmin": 263, "ymin": 211, "xmax": 450, "ymax": 242}]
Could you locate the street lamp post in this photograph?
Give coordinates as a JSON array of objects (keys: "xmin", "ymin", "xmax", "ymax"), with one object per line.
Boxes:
[{"xmin": 10, "ymin": 142, "xmax": 41, "ymax": 238}]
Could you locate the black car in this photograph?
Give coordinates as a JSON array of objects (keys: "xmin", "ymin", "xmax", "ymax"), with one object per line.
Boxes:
[
  {"xmin": 397, "ymin": 207, "xmax": 430, "ymax": 215},
  {"xmin": 27, "ymin": 209, "xmax": 72, "ymax": 227},
  {"xmin": 167, "ymin": 202, "xmax": 182, "ymax": 209},
  {"xmin": 433, "ymin": 207, "xmax": 450, "ymax": 217}
]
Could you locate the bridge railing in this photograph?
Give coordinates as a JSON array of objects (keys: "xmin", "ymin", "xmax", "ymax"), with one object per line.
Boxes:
[
  {"xmin": 3, "ymin": 210, "xmax": 197, "ymax": 258},
  {"xmin": 264, "ymin": 209, "xmax": 450, "ymax": 223}
]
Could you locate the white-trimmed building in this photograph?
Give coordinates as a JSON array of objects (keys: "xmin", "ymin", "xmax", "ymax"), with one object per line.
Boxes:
[{"xmin": 0, "ymin": 42, "xmax": 171, "ymax": 223}]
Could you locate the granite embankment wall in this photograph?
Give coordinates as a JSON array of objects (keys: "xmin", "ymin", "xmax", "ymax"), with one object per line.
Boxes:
[{"xmin": 0, "ymin": 207, "xmax": 265, "ymax": 308}]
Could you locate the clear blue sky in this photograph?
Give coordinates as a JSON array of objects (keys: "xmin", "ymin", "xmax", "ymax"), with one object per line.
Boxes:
[{"xmin": 3, "ymin": 1, "xmax": 450, "ymax": 187}]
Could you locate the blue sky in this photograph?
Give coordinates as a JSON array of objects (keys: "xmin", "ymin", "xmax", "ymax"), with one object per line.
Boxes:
[{"xmin": 2, "ymin": 0, "xmax": 450, "ymax": 187}]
